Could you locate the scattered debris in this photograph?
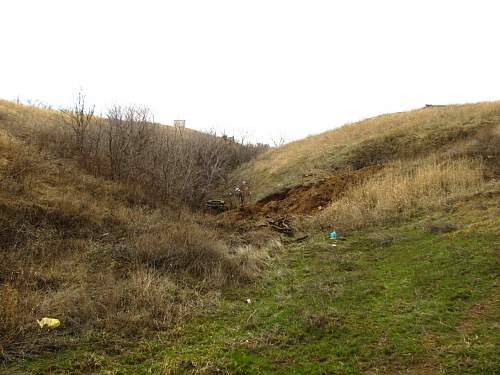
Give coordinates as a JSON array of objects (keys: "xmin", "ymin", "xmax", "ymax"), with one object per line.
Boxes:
[
  {"xmin": 205, "ymin": 199, "xmax": 226, "ymax": 212},
  {"xmin": 268, "ymin": 217, "xmax": 294, "ymax": 235},
  {"xmin": 294, "ymin": 234, "xmax": 309, "ymax": 242},
  {"xmin": 246, "ymin": 298, "xmax": 251, "ymax": 304},
  {"xmin": 37, "ymin": 317, "xmax": 60, "ymax": 329}
]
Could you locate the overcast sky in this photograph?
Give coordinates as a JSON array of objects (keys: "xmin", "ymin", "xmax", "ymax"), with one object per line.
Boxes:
[{"xmin": 1, "ymin": 0, "xmax": 500, "ymax": 143}]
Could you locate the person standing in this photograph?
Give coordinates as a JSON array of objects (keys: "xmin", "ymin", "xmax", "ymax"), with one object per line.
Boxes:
[{"xmin": 235, "ymin": 181, "xmax": 250, "ymax": 206}]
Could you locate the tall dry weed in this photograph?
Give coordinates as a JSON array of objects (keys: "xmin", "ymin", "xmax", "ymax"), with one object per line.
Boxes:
[
  {"xmin": 309, "ymin": 157, "xmax": 484, "ymax": 231},
  {"xmin": 0, "ymin": 284, "xmax": 18, "ymax": 334},
  {"xmin": 0, "ymin": 130, "xmax": 277, "ymax": 361},
  {"xmin": 234, "ymin": 101, "xmax": 500, "ymax": 200}
]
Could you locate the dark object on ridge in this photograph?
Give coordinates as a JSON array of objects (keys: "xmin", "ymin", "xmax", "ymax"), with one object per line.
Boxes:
[{"xmin": 425, "ymin": 104, "xmax": 446, "ymax": 108}]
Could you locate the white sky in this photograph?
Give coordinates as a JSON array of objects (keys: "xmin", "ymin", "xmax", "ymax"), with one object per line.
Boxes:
[{"xmin": 1, "ymin": 0, "xmax": 500, "ymax": 144}]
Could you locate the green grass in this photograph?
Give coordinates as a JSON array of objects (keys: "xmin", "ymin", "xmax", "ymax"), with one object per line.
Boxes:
[{"xmin": 5, "ymin": 206, "xmax": 498, "ymax": 375}]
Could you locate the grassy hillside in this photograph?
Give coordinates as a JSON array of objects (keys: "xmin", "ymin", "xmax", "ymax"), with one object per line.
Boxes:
[
  {"xmin": 0, "ymin": 99, "xmax": 267, "ymax": 207},
  {"xmin": 232, "ymin": 102, "xmax": 500, "ymax": 201},
  {"xmin": 0, "ymin": 100, "xmax": 274, "ymax": 363},
  {"xmin": 1, "ymin": 99, "xmax": 499, "ymax": 374}
]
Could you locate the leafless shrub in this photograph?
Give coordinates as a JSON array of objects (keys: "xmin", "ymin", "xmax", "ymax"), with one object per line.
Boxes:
[
  {"xmin": 0, "ymin": 107, "xmax": 274, "ymax": 362},
  {"xmin": 60, "ymin": 91, "xmax": 95, "ymax": 157},
  {"xmin": 56, "ymin": 95, "xmax": 268, "ymax": 206}
]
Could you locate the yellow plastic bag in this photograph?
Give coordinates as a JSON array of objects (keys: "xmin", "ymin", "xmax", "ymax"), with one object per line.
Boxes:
[{"xmin": 37, "ymin": 317, "xmax": 60, "ymax": 329}]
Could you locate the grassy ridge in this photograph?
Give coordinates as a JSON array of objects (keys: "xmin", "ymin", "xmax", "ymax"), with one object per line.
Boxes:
[{"xmin": 232, "ymin": 102, "xmax": 500, "ymax": 201}]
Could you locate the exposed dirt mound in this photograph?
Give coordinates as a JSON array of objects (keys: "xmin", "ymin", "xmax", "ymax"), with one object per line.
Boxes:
[
  {"xmin": 255, "ymin": 165, "xmax": 383, "ymax": 216},
  {"xmin": 217, "ymin": 165, "xmax": 383, "ymax": 224}
]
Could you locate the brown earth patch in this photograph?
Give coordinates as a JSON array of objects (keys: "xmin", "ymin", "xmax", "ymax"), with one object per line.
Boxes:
[
  {"xmin": 256, "ymin": 165, "xmax": 383, "ymax": 216},
  {"xmin": 457, "ymin": 286, "xmax": 499, "ymax": 334},
  {"xmin": 217, "ymin": 165, "xmax": 383, "ymax": 225},
  {"xmin": 212, "ymin": 165, "xmax": 384, "ymax": 233}
]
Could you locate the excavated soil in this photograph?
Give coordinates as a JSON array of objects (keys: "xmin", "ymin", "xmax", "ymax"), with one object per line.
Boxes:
[{"xmin": 217, "ymin": 165, "xmax": 383, "ymax": 224}]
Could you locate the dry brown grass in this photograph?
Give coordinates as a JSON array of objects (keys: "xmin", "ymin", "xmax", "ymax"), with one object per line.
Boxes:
[
  {"xmin": 0, "ymin": 122, "xmax": 274, "ymax": 362},
  {"xmin": 233, "ymin": 101, "xmax": 500, "ymax": 200},
  {"xmin": 0, "ymin": 99, "xmax": 268, "ymax": 207},
  {"xmin": 2, "ymin": 97, "xmax": 498, "ymax": 365},
  {"xmin": 305, "ymin": 156, "xmax": 484, "ymax": 231}
]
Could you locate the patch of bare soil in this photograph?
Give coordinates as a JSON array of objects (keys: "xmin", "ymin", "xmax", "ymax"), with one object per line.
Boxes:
[
  {"xmin": 457, "ymin": 286, "xmax": 499, "ymax": 334},
  {"xmin": 217, "ymin": 165, "xmax": 383, "ymax": 225}
]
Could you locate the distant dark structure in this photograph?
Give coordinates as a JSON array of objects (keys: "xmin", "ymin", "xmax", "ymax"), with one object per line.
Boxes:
[{"xmin": 425, "ymin": 104, "xmax": 446, "ymax": 108}]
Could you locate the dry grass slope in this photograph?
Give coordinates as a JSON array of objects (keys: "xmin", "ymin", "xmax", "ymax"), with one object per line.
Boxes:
[
  {"xmin": 305, "ymin": 156, "xmax": 485, "ymax": 231},
  {"xmin": 233, "ymin": 102, "xmax": 500, "ymax": 200},
  {"xmin": 0, "ymin": 103, "xmax": 275, "ymax": 362}
]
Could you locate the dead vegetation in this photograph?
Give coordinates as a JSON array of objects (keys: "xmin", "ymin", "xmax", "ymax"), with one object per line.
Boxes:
[
  {"xmin": 0, "ymin": 98, "xmax": 268, "ymax": 207},
  {"xmin": 231, "ymin": 101, "xmax": 500, "ymax": 201},
  {"xmin": 303, "ymin": 157, "xmax": 485, "ymax": 231},
  {"xmin": 0, "ymin": 101, "xmax": 274, "ymax": 362},
  {"xmin": 1, "ymin": 97, "xmax": 499, "ymax": 366}
]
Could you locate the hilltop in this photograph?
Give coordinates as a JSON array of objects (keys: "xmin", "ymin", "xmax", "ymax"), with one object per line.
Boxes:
[{"xmin": 230, "ymin": 102, "xmax": 500, "ymax": 201}]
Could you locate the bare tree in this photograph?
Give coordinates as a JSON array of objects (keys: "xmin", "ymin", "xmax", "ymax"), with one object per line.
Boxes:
[
  {"xmin": 52, "ymin": 93, "xmax": 269, "ymax": 207},
  {"xmin": 271, "ymin": 135, "xmax": 286, "ymax": 148},
  {"xmin": 61, "ymin": 91, "xmax": 95, "ymax": 157}
]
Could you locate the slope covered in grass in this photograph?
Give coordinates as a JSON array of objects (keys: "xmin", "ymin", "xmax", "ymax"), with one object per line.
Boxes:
[
  {"xmin": 0, "ymin": 99, "xmax": 268, "ymax": 207},
  {"xmin": 6, "ymin": 185, "xmax": 499, "ymax": 374},
  {"xmin": 1, "ymin": 99, "xmax": 499, "ymax": 374},
  {"xmin": 0, "ymin": 101, "xmax": 274, "ymax": 363},
  {"xmin": 231, "ymin": 102, "xmax": 500, "ymax": 201}
]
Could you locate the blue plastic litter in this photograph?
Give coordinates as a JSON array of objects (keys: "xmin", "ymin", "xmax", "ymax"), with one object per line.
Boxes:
[{"xmin": 329, "ymin": 231, "xmax": 337, "ymax": 240}]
